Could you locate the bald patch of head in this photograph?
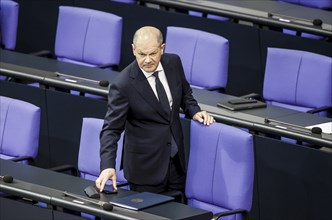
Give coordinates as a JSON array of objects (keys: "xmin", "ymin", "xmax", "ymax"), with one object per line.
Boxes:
[{"xmin": 133, "ymin": 26, "xmax": 163, "ymax": 46}]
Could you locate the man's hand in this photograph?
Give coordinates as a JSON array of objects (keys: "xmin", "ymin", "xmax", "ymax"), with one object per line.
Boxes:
[
  {"xmin": 193, "ymin": 111, "xmax": 215, "ymax": 125},
  {"xmin": 95, "ymin": 168, "xmax": 117, "ymax": 192}
]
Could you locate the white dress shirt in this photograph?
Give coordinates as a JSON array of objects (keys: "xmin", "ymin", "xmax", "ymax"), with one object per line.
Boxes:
[{"xmin": 141, "ymin": 63, "xmax": 173, "ymax": 110}]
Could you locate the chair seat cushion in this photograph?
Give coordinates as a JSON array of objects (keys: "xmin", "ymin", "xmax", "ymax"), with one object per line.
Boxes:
[{"xmin": 267, "ymin": 101, "xmax": 312, "ymax": 112}]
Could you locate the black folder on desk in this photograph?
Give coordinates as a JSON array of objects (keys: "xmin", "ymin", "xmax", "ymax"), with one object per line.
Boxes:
[
  {"xmin": 110, "ymin": 192, "xmax": 174, "ymax": 210},
  {"xmin": 217, "ymin": 98, "xmax": 266, "ymax": 111}
]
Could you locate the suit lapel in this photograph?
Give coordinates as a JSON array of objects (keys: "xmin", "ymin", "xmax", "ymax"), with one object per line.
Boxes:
[
  {"xmin": 129, "ymin": 62, "xmax": 169, "ymax": 120},
  {"xmin": 162, "ymin": 57, "xmax": 177, "ymax": 110},
  {"xmin": 161, "ymin": 56, "xmax": 179, "ymax": 123}
]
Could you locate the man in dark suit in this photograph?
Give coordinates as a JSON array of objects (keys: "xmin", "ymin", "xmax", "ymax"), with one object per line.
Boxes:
[{"xmin": 96, "ymin": 26, "xmax": 214, "ymax": 195}]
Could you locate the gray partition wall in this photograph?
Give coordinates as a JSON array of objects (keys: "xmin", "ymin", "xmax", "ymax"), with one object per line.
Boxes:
[
  {"xmin": 254, "ymin": 136, "xmax": 332, "ymax": 220},
  {"xmin": 0, "ymin": 197, "xmax": 54, "ymax": 220},
  {"xmin": 45, "ymin": 90, "xmax": 108, "ymax": 167}
]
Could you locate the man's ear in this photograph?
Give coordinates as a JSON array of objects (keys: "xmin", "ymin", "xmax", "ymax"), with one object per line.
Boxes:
[
  {"xmin": 131, "ymin": 44, "xmax": 136, "ymax": 56},
  {"xmin": 160, "ymin": 43, "xmax": 165, "ymax": 54}
]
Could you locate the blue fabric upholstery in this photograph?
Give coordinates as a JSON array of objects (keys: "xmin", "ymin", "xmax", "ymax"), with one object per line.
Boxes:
[
  {"xmin": 78, "ymin": 118, "xmax": 127, "ymax": 186},
  {"xmin": 279, "ymin": 0, "xmax": 331, "ymax": 39},
  {"xmin": 55, "ymin": 6, "xmax": 122, "ymax": 68},
  {"xmin": 165, "ymin": 26, "xmax": 229, "ymax": 91},
  {"xmin": 0, "ymin": 0, "xmax": 19, "ymax": 50},
  {"xmin": 186, "ymin": 121, "xmax": 254, "ymax": 220},
  {"xmin": 110, "ymin": 0, "xmax": 137, "ymax": 3},
  {"xmin": 263, "ymin": 48, "xmax": 332, "ymax": 115},
  {"xmin": 279, "ymin": 0, "xmax": 332, "ymax": 9},
  {"xmin": 188, "ymin": 10, "xmax": 230, "ymax": 21},
  {"xmin": 282, "ymin": 28, "xmax": 325, "ymax": 40},
  {"xmin": 0, "ymin": 96, "xmax": 41, "ymax": 164}
]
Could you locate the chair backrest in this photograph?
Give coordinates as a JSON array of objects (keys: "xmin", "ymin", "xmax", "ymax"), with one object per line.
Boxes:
[
  {"xmin": 111, "ymin": 0, "xmax": 137, "ymax": 3},
  {"xmin": 186, "ymin": 121, "xmax": 254, "ymax": 218},
  {"xmin": 279, "ymin": 0, "xmax": 332, "ymax": 9},
  {"xmin": 263, "ymin": 48, "xmax": 332, "ymax": 112},
  {"xmin": 165, "ymin": 26, "xmax": 229, "ymax": 90},
  {"xmin": 0, "ymin": 0, "xmax": 19, "ymax": 50},
  {"xmin": 78, "ymin": 118, "xmax": 126, "ymax": 185},
  {"xmin": 0, "ymin": 96, "xmax": 40, "ymax": 162},
  {"xmin": 282, "ymin": 29, "xmax": 325, "ymax": 40},
  {"xmin": 188, "ymin": 10, "xmax": 230, "ymax": 21},
  {"xmin": 55, "ymin": 6, "xmax": 122, "ymax": 68}
]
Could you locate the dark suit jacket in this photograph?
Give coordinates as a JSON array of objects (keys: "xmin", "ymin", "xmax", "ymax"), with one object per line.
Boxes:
[{"xmin": 100, "ymin": 53, "xmax": 201, "ymax": 185}]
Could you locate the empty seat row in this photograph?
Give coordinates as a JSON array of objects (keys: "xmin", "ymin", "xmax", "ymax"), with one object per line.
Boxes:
[
  {"xmin": 2, "ymin": 2, "xmax": 331, "ymax": 118},
  {"xmin": 63, "ymin": 117, "xmax": 255, "ymax": 220},
  {"xmin": 0, "ymin": 94, "xmax": 255, "ymax": 219}
]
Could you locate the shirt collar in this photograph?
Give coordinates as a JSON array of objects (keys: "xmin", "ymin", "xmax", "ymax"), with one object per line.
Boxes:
[{"xmin": 141, "ymin": 63, "xmax": 164, "ymax": 79}]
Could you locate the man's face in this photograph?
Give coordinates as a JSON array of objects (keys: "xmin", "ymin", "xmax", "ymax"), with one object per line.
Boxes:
[{"xmin": 132, "ymin": 41, "xmax": 164, "ymax": 73}]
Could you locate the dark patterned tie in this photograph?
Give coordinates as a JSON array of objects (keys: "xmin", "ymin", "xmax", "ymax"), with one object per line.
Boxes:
[
  {"xmin": 153, "ymin": 71, "xmax": 177, "ymax": 157},
  {"xmin": 153, "ymin": 71, "xmax": 170, "ymax": 116}
]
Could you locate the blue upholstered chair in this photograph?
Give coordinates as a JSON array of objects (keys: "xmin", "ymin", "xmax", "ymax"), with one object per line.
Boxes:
[
  {"xmin": 38, "ymin": 117, "xmax": 127, "ymax": 216},
  {"xmin": 49, "ymin": 117, "xmax": 127, "ymax": 186},
  {"xmin": 188, "ymin": 10, "xmax": 230, "ymax": 21},
  {"xmin": 77, "ymin": 117, "xmax": 127, "ymax": 187},
  {"xmin": 186, "ymin": 121, "xmax": 254, "ymax": 220},
  {"xmin": 78, "ymin": 117, "xmax": 127, "ymax": 219},
  {"xmin": 165, "ymin": 26, "xmax": 229, "ymax": 92},
  {"xmin": 0, "ymin": 0, "xmax": 19, "ymax": 50},
  {"xmin": 30, "ymin": 6, "xmax": 122, "ymax": 93},
  {"xmin": 263, "ymin": 48, "xmax": 332, "ymax": 116},
  {"xmin": 0, "ymin": 0, "xmax": 19, "ymax": 81},
  {"xmin": 0, "ymin": 96, "xmax": 41, "ymax": 164},
  {"xmin": 110, "ymin": 0, "xmax": 138, "ymax": 3},
  {"xmin": 279, "ymin": 0, "xmax": 332, "ymax": 9},
  {"xmin": 241, "ymin": 48, "xmax": 332, "ymax": 145},
  {"xmin": 282, "ymin": 29, "xmax": 326, "ymax": 40},
  {"xmin": 54, "ymin": 6, "xmax": 123, "ymax": 69},
  {"xmin": 279, "ymin": 0, "xmax": 332, "ymax": 39}
]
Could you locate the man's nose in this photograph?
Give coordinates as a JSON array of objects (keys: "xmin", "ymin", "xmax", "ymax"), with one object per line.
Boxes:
[{"xmin": 145, "ymin": 55, "xmax": 152, "ymax": 62}]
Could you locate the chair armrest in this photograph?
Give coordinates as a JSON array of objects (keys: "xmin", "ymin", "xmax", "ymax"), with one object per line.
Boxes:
[
  {"xmin": 30, "ymin": 50, "xmax": 56, "ymax": 59},
  {"xmin": 240, "ymin": 93, "xmax": 265, "ymax": 102},
  {"xmin": 49, "ymin": 164, "xmax": 79, "ymax": 177},
  {"xmin": 117, "ymin": 182, "xmax": 129, "ymax": 188},
  {"xmin": 206, "ymin": 86, "xmax": 226, "ymax": 93},
  {"xmin": 161, "ymin": 190, "xmax": 185, "ymax": 203},
  {"xmin": 97, "ymin": 63, "xmax": 119, "ymax": 70},
  {"xmin": 10, "ymin": 156, "xmax": 34, "ymax": 163},
  {"xmin": 212, "ymin": 208, "xmax": 249, "ymax": 220},
  {"xmin": 306, "ymin": 106, "xmax": 332, "ymax": 114}
]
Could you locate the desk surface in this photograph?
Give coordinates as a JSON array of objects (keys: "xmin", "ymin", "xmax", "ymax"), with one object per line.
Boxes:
[
  {"xmin": 0, "ymin": 49, "xmax": 114, "ymax": 96},
  {"xmin": 193, "ymin": 89, "xmax": 332, "ymax": 147},
  {"xmin": 0, "ymin": 49, "xmax": 116, "ymax": 81},
  {"xmin": 141, "ymin": 0, "xmax": 332, "ymax": 37},
  {"xmin": 0, "ymin": 159, "xmax": 212, "ymax": 220},
  {"xmin": 1, "ymin": 49, "xmax": 331, "ymax": 147}
]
